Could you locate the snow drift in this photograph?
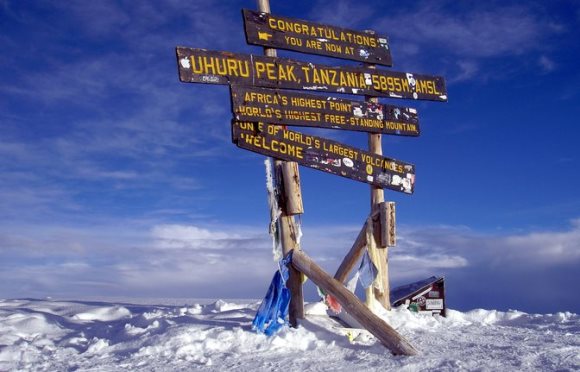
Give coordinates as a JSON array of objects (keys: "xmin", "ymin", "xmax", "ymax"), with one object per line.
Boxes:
[{"xmin": 0, "ymin": 298, "xmax": 578, "ymax": 371}]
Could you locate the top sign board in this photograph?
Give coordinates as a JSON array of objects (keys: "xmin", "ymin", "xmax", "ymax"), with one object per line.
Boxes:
[
  {"xmin": 176, "ymin": 47, "xmax": 447, "ymax": 102},
  {"xmin": 242, "ymin": 9, "xmax": 392, "ymax": 66}
]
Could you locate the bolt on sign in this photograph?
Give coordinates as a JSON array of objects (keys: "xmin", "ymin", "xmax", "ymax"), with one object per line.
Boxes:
[
  {"xmin": 232, "ymin": 121, "xmax": 416, "ymax": 194},
  {"xmin": 231, "ymin": 85, "xmax": 420, "ymax": 136},
  {"xmin": 176, "ymin": 47, "xmax": 447, "ymax": 102},
  {"xmin": 242, "ymin": 9, "xmax": 392, "ymax": 66}
]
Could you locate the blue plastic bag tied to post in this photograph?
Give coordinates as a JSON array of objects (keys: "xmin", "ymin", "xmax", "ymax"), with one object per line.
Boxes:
[
  {"xmin": 252, "ymin": 252, "xmax": 292, "ymax": 336},
  {"xmin": 358, "ymin": 250, "xmax": 378, "ymax": 289}
]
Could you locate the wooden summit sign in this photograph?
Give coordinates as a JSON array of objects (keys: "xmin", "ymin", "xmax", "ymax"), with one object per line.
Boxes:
[
  {"xmin": 231, "ymin": 85, "xmax": 420, "ymax": 136},
  {"xmin": 232, "ymin": 121, "xmax": 416, "ymax": 194},
  {"xmin": 171, "ymin": 1, "xmax": 449, "ymax": 356},
  {"xmin": 176, "ymin": 47, "xmax": 447, "ymax": 102},
  {"xmin": 242, "ymin": 9, "xmax": 393, "ymax": 66}
]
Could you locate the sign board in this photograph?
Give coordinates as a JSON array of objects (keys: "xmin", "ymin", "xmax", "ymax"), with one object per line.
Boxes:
[
  {"xmin": 242, "ymin": 9, "xmax": 392, "ymax": 66},
  {"xmin": 232, "ymin": 121, "xmax": 416, "ymax": 194},
  {"xmin": 391, "ymin": 276, "xmax": 446, "ymax": 317},
  {"xmin": 231, "ymin": 85, "xmax": 420, "ymax": 136},
  {"xmin": 176, "ymin": 47, "xmax": 447, "ymax": 102}
]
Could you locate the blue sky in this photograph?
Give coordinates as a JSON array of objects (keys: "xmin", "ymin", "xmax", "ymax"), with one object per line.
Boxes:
[{"xmin": 1, "ymin": 0, "xmax": 579, "ymax": 313}]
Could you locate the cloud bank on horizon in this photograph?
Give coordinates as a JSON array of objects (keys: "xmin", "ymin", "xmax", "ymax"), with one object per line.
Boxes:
[
  {"xmin": 1, "ymin": 218, "xmax": 578, "ymax": 313},
  {"xmin": 0, "ymin": 0, "xmax": 579, "ymax": 312}
]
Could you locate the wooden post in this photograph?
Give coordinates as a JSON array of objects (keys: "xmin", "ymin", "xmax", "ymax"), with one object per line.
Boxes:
[
  {"xmin": 365, "ymin": 216, "xmax": 377, "ymax": 308},
  {"xmin": 366, "ymin": 60, "xmax": 391, "ymax": 311},
  {"xmin": 279, "ymin": 161, "xmax": 303, "ymax": 214},
  {"xmin": 257, "ymin": 0, "xmax": 304, "ymax": 327},
  {"xmin": 380, "ymin": 202, "xmax": 396, "ymax": 248},
  {"xmin": 292, "ymin": 250, "xmax": 418, "ymax": 356}
]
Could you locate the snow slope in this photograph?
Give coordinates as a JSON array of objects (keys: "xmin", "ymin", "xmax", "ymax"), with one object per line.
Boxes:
[{"xmin": 0, "ymin": 298, "xmax": 578, "ymax": 371}]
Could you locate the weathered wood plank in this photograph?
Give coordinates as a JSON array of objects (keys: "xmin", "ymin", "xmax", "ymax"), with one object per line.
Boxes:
[
  {"xmin": 176, "ymin": 47, "xmax": 447, "ymax": 102},
  {"xmin": 258, "ymin": 0, "xmax": 304, "ymax": 327},
  {"xmin": 231, "ymin": 85, "xmax": 420, "ymax": 136},
  {"xmin": 333, "ymin": 206, "xmax": 382, "ymax": 283},
  {"xmin": 242, "ymin": 9, "xmax": 393, "ymax": 66},
  {"xmin": 231, "ymin": 121, "xmax": 416, "ymax": 194},
  {"xmin": 278, "ymin": 210, "xmax": 304, "ymax": 325},
  {"xmin": 381, "ymin": 201, "xmax": 396, "ymax": 247},
  {"xmin": 279, "ymin": 161, "xmax": 303, "ymax": 215},
  {"xmin": 334, "ymin": 222, "xmax": 367, "ymax": 284},
  {"xmin": 291, "ymin": 249, "xmax": 418, "ymax": 355},
  {"xmin": 367, "ymin": 80, "xmax": 390, "ymax": 309}
]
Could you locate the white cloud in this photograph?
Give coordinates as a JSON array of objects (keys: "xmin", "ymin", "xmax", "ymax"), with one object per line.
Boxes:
[
  {"xmin": 151, "ymin": 224, "xmax": 243, "ymax": 250},
  {"xmin": 305, "ymin": 1, "xmax": 565, "ymax": 83},
  {"xmin": 392, "ymin": 253, "xmax": 468, "ymax": 278},
  {"xmin": 399, "ymin": 221, "xmax": 580, "ymax": 268},
  {"xmin": 0, "ymin": 220, "xmax": 279, "ymax": 298},
  {"xmin": 0, "ymin": 219, "xmax": 579, "ymax": 311},
  {"xmin": 44, "ymin": 0, "xmax": 238, "ymax": 49},
  {"xmin": 309, "ymin": 0, "xmax": 372, "ymax": 29},
  {"xmin": 450, "ymin": 60, "xmax": 479, "ymax": 83},
  {"xmin": 538, "ymin": 55, "xmax": 556, "ymax": 72},
  {"xmin": 373, "ymin": 3, "xmax": 553, "ymax": 58}
]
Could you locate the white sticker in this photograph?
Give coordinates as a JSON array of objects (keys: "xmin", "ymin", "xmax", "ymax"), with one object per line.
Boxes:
[
  {"xmin": 201, "ymin": 75, "xmax": 219, "ymax": 83},
  {"xmin": 343, "ymin": 158, "xmax": 354, "ymax": 168},
  {"xmin": 416, "ymin": 296, "xmax": 426, "ymax": 306},
  {"xmin": 428, "ymin": 291, "xmax": 439, "ymax": 298},
  {"xmin": 412, "ymin": 286, "xmax": 432, "ymax": 300},
  {"xmin": 363, "ymin": 73, "xmax": 372, "ymax": 85},
  {"xmin": 425, "ymin": 299, "xmax": 443, "ymax": 310},
  {"xmin": 180, "ymin": 57, "xmax": 191, "ymax": 69}
]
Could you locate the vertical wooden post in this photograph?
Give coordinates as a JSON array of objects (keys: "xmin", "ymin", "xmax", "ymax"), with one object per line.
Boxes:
[
  {"xmin": 364, "ymin": 215, "xmax": 377, "ymax": 309},
  {"xmin": 257, "ymin": 0, "xmax": 304, "ymax": 327},
  {"xmin": 366, "ymin": 61, "xmax": 391, "ymax": 310}
]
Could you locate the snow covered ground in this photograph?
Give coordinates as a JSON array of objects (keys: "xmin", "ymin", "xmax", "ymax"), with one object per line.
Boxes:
[{"xmin": 0, "ymin": 298, "xmax": 578, "ymax": 371}]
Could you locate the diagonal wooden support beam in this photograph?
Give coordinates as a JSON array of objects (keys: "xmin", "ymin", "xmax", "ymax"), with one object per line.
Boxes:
[
  {"xmin": 291, "ymin": 250, "xmax": 417, "ymax": 356},
  {"xmin": 334, "ymin": 205, "xmax": 383, "ymax": 284},
  {"xmin": 334, "ymin": 221, "xmax": 367, "ymax": 284}
]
